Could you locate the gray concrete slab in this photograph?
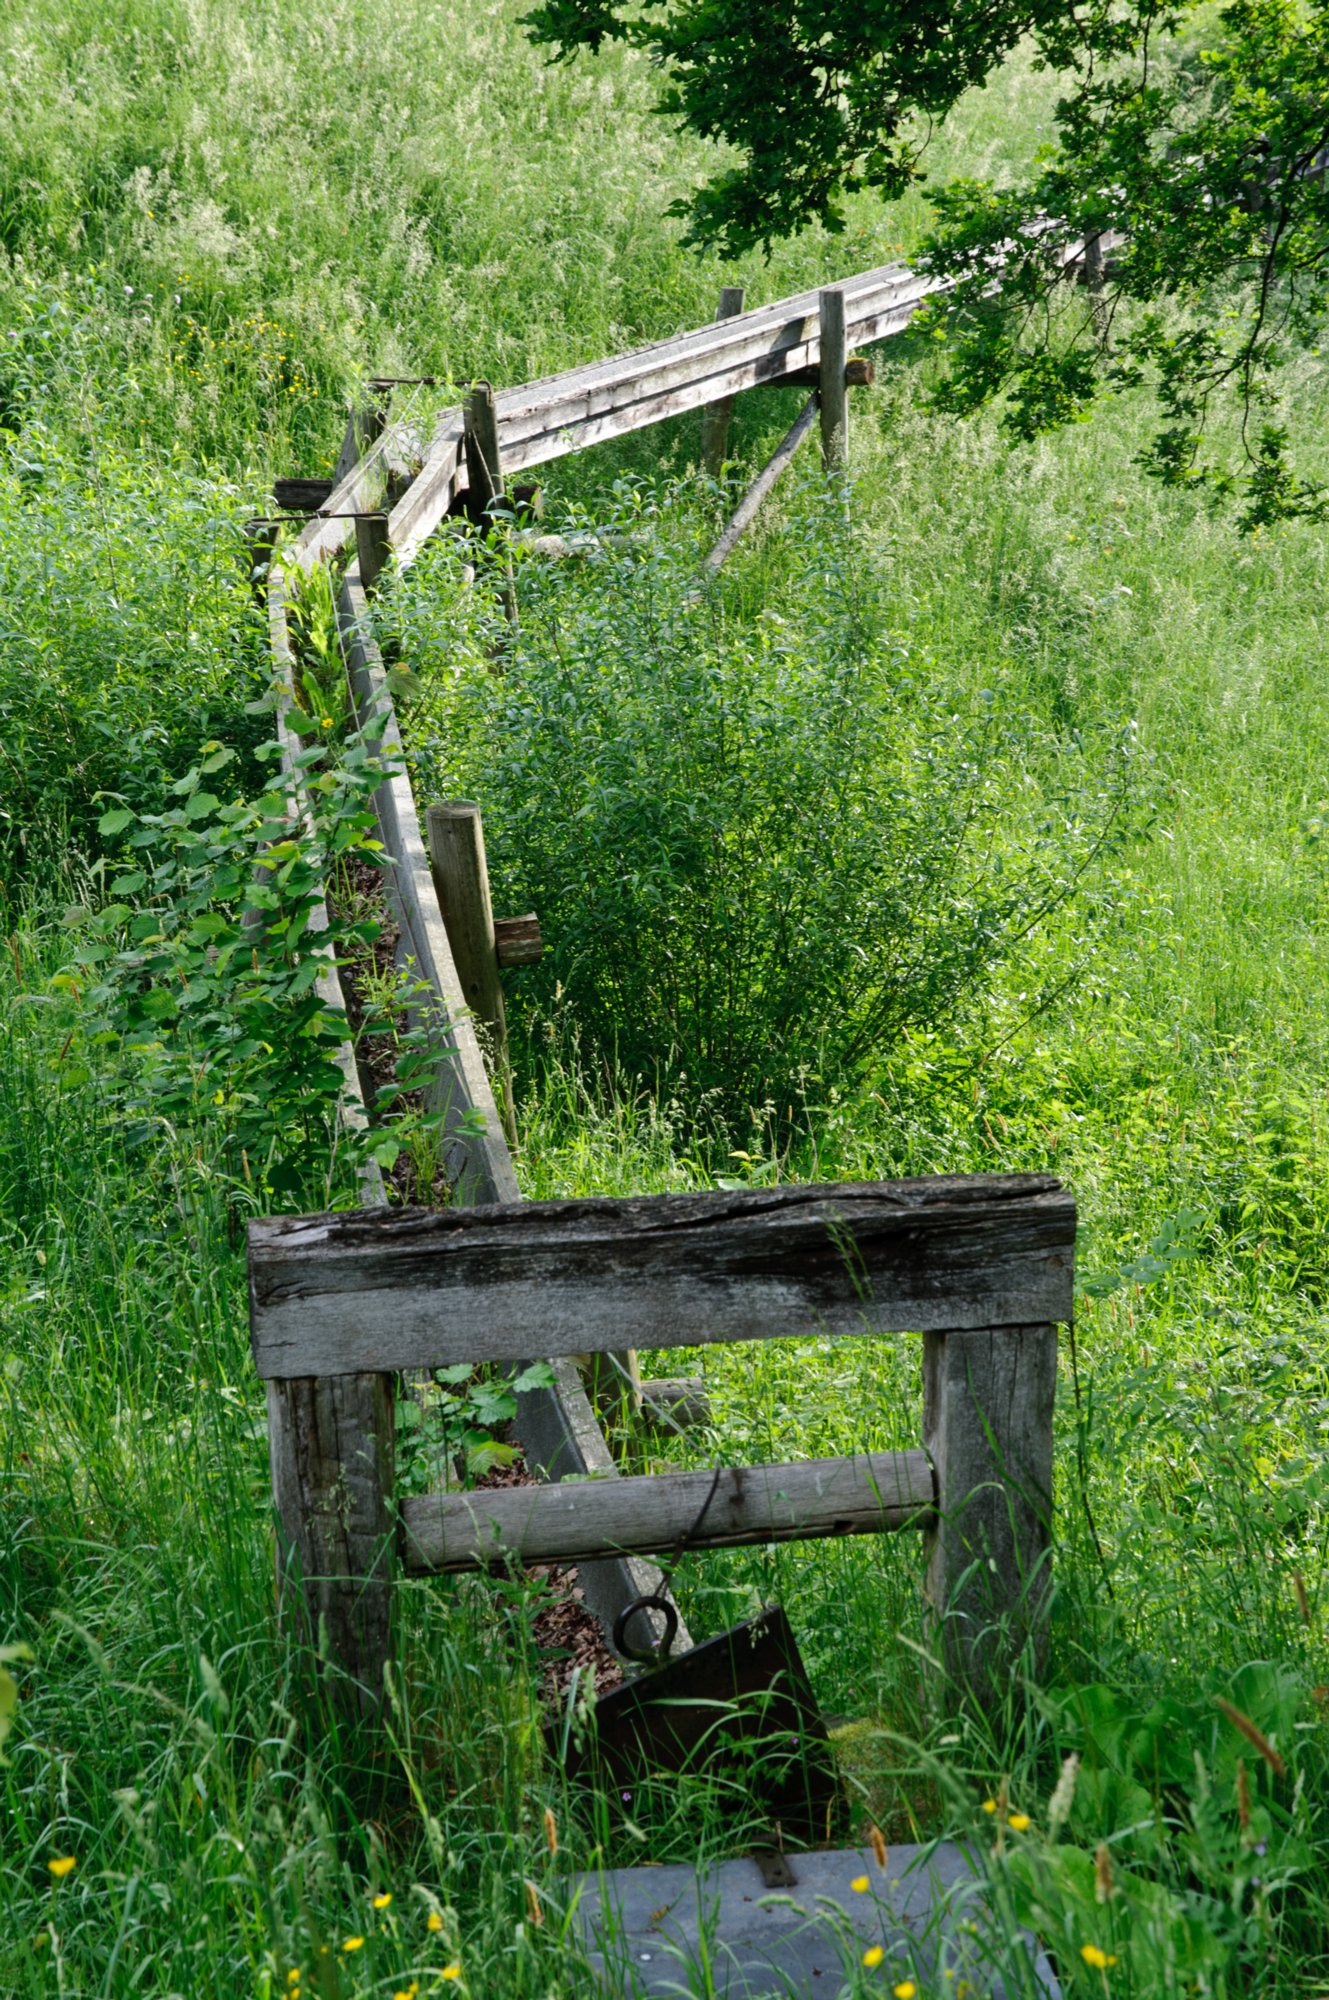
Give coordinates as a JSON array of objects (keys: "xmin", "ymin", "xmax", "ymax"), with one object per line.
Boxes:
[{"xmin": 571, "ymin": 1842, "xmax": 1061, "ymax": 1999}]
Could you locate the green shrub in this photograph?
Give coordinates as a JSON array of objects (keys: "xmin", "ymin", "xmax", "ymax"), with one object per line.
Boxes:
[{"xmin": 394, "ymin": 481, "xmax": 1144, "ymax": 1120}]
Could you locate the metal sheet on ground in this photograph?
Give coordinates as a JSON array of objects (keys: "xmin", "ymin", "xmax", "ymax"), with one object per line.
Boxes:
[{"xmin": 572, "ymin": 1844, "xmax": 1061, "ymax": 1999}]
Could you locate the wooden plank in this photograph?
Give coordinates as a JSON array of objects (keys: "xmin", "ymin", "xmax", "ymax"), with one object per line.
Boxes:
[
  {"xmin": 701, "ymin": 285, "xmax": 746, "ymax": 475},
  {"xmin": 248, "ymin": 1175, "xmax": 1076, "ymax": 1379},
  {"xmin": 819, "ymin": 288, "xmax": 849, "ymax": 469},
  {"xmin": 400, "ymin": 1448, "xmax": 936, "ymax": 1574},
  {"xmin": 336, "ymin": 580, "xmax": 520, "ymax": 1207},
  {"xmin": 923, "ymin": 1322, "xmax": 1057, "ymax": 1705},
  {"xmin": 701, "ymin": 395, "xmax": 818, "ymax": 575}
]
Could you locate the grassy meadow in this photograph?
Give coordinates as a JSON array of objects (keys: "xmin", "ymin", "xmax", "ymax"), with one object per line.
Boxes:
[{"xmin": 2, "ymin": 0, "xmax": 1329, "ymax": 1994}]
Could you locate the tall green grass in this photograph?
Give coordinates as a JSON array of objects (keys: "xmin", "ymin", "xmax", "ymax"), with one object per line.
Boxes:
[{"xmin": 3, "ymin": 0, "xmax": 1329, "ymax": 1991}]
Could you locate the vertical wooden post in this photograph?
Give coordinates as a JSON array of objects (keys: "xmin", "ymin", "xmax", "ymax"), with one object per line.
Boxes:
[
  {"xmin": 334, "ymin": 397, "xmax": 388, "ymax": 486},
  {"xmin": 463, "ymin": 382, "xmax": 517, "ymax": 626},
  {"xmin": 818, "ymin": 287, "xmax": 849, "ymax": 471},
  {"xmin": 700, "ymin": 285, "xmax": 746, "ymax": 477},
  {"xmin": 267, "ymin": 1371, "xmax": 396, "ymax": 1717},
  {"xmin": 244, "ymin": 519, "xmax": 276, "ymax": 608},
  {"xmin": 425, "ymin": 801, "xmax": 517, "ymax": 1146},
  {"xmin": 922, "ymin": 1323, "xmax": 1057, "ymax": 1706},
  {"xmin": 354, "ymin": 512, "xmax": 392, "ymax": 595}
]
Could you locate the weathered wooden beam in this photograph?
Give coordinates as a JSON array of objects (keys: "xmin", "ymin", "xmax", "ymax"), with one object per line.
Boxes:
[
  {"xmin": 701, "ymin": 394, "xmax": 818, "ymax": 576},
  {"xmin": 248, "ymin": 1176, "xmax": 1076, "ymax": 1379},
  {"xmin": 337, "ymin": 588, "xmax": 518, "ymax": 1205},
  {"xmin": 400, "ymin": 1448, "xmax": 935, "ymax": 1574},
  {"xmin": 819, "ymin": 288, "xmax": 849, "ymax": 471},
  {"xmin": 494, "ymin": 912, "xmax": 542, "ymax": 967},
  {"xmin": 700, "ymin": 285, "xmax": 746, "ymax": 476},
  {"xmin": 923, "ymin": 1322, "xmax": 1057, "ymax": 1703}
]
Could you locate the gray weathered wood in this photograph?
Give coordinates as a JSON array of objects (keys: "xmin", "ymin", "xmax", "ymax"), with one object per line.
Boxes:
[
  {"xmin": 701, "ymin": 395, "xmax": 818, "ymax": 575},
  {"xmin": 700, "ymin": 285, "xmax": 746, "ymax": 476},
  {"xmin": 268, "ymin": 1371, "xmax": 396, "ymax": 1713},
  {"xmin": 638, "ymin": 1375, "xmax": 711, "ymax": 1431},
  {"xmin": 819, "ymin": 288, "xmax": 849, "ymax": 470},
  {"xmin": 354, "ymin": 513, "xmax": 392, "ymax": 595},
  {"xmin": 333, "ymin": 398, "xmax": 388, "ymax": 488},
  {"xmin": 338, "ymin": 587, "xmax": 519, "ymax": 1205},
  {"xmin": 922, "ymin": 1322, "xmax": 1057, "ymax": 1701},
  {"xmin": 494, "ymin": 912, "xmax": 543, "ymax": 967},
  {"xmin": 401, "ymin": 1447, "xmax": 935, "ymax": 1574},
  {"xmin": 464, "ymin": 382, "xmax": 505, "ymax": 521},
  {"xmin": 515, "ymin": 1356, "xmax": 691, "ymax": 1657},
  {"xmin": 248, "ymin": 1176, "xmax": 1075, "ymax": 1379},
  {"xmin": 424, "ymin": 801, "xmax": 515, "ymax": 1145}
]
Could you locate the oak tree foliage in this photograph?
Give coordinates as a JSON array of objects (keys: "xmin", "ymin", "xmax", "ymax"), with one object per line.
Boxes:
[{"xmin": 527, "ymin": 1, "xmax": 1329, "ymax": 522}]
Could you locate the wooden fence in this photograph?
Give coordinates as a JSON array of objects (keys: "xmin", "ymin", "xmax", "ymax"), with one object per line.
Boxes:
[{"xmin": 253, "ymin": 255, "xmax": 1082, "ymax": 1723}]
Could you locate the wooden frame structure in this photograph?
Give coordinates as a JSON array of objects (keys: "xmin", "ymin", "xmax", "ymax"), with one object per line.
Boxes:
[
  {"xmin": 250, "ymin": 1176, "xmax": 1073, "ymax": 1714},
  {"xmin": 254, "ymin": 250, "xmax": 1095, "ymax": 1726}
]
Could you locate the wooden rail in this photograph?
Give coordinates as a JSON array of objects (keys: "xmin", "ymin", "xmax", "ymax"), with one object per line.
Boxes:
[
  {"xmin": 249, "ymin": 1176, "xmax": 1075, "ymax": 1379},
  {"xmin": 400, "ymin": 1449, "xmax": 937, "ymax": 1573}
]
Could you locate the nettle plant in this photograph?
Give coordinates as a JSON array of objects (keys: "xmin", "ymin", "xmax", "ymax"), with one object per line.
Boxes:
[{"xmin": 51, "ymin": 724, "xmax": 438, "ymax": 1203}]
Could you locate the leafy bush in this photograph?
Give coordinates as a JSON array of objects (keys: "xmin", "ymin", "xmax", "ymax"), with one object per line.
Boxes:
[
  {"xmin": 394, "ymin": 482, "xmax": 1144, "ymax": 1120},
  {"xmin": 53, "ymin": 728, "xmax": 391, "ymax": 1201}
]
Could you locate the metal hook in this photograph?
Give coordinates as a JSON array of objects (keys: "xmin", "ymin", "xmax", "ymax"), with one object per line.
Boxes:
[{"xmin": 612, "ymin": 1594, "xmax": 679, "ymax": 1667}]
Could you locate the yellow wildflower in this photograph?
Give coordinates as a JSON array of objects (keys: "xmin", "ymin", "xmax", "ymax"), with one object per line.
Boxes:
[
  {"xmin": 342, "ymin": 1936, "xmax": 365, "ymax": 1953},
  {"xmin": 442, "ymin": 1962, "xmax": 462, "ymax": 1981},
  {"xmin": 894, "ymin": 1985, "xmax": 917, "ymax": 2000},
  {"xmin": 393, "ymin": 1986, "xmax": 419, "ymax": 2000},
  {"xmin": 48, "ymin": 1857, "xmax": 76, "ymax": 1880},
  {"xmin": 1007, "ymin": 1813, "xmax": 1031, "ymax": 1832},
  {"xmin": 1081, "ymin": 1943, "xmax": 1118, "ymax": 1969},
  {"xmin": 862, "ymin": 1945, "xmax": 884, "ymax": 1969},
  {"xmin": 287, "ymin": 1969, "xmax": 301, "ymax": 1986},
  {"xmin": 427, "ymin": 1911, "xmax": 444, "ymax": 1933},
  {"xmin": 981, "ymin": 1798, "xmax": 997, "ymax": 1814},
  {"xmin": 373, "ymin": 1892, "xmax": 392, "ymax": 1910},
  {"xmin": 851, "ymin": 1874, "xmax": 870, "ymax": 1893}
]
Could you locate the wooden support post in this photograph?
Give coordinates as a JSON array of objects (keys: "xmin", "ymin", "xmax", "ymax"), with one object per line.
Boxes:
[
  {"xmin": 244, "ymin": 519, "xmax": 277, "ymax": 607},
  {"xmin": 334, "ymin": 397, "xmax": 388, "ymax": 486},
  {"xmin": 818, "ymin": 287, "xmax": 849, "ymax": 471},
  {"xmin": 922, "ymin": 1323, "xmax": 1057, "ymax": 1707},
  {"xmin": 267, "ymin": 1371, "xmax": 396, "ymax": 1717},
  {"xmin": 463, "ymin": 382, "xmax": 517, "ymax": 626},
  {"xmin": 424, "ymin": 801, "xmax": 517, "ymax": 1146},
  {"xmin": 464, "ymin": 381, "xmax": 505, "ymax": 521},
  {"xmin": 700, "ymin": 285, "xmax": 746, "ymax": 477},
  {"xmin": 354, "ymin": 512, "xmax": 392, "ymax": 595},
  {"xmin": 1082, "ymin": 231, "xmax": 1109, "ymax": 341}
]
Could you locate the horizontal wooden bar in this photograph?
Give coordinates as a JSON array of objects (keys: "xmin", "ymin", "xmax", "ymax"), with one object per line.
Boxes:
[
  {"xmin": 247, "ymin": 1175, "xmax": 1074, "ymax": 1379},
  {"xmin": 399, "ymin": 1447, "xmax": 936, "ymax": 1573}
]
